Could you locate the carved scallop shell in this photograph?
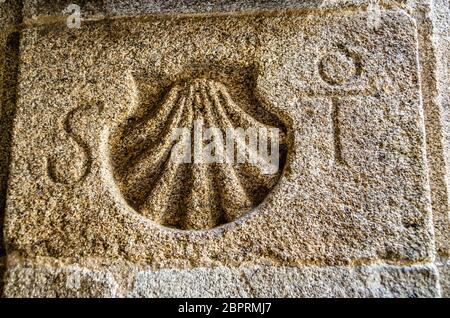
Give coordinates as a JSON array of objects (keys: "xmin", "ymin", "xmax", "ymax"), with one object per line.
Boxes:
[{"xmin": 110, "ymin": 78, "xmax": 287, "ymax": 230}]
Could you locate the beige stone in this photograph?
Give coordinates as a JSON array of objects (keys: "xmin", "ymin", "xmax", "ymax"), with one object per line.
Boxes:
[
  {"xmin": 437, "ymin": 257, "xmax": 450, "ymax": 297},
  {"xmin": 20, "ymin": 1, "xmax": 411, "ymax": 25},
  {"xmin": 1, "ymin": 0, "xmax": 449, "ymax": 298},
  {"xmin": 0, "ymin": 0, "xmax": 23, "ymax": 296},
  {"xmin": 6, "ymin": 7, "xmax": 432, "ymax": 265},
  {"xmin": 430, "ymin": 0, "xmax": 450, "ymax": 259},
  {"xmin": 3, "ymin": 255, "xmax": 441, "ymax": 298}
]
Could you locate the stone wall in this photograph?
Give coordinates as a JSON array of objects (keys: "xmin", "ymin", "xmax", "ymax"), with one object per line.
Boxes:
[
  {"xmin": 0, "ymin": 0, "xmax": 449, "ymax": 298},
  {"xmin": 432, "ymin": 0, "xmax": 450, "ymax": 297},
  {"xmin": 0, "ymin": 0, "xmax": 23, "ymax": 297}
]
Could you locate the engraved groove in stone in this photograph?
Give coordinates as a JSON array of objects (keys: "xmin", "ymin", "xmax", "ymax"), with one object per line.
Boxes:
[
  {"xmin": 319, "ymin": 46, "xmax": 362, "ymax": 86},
  {"xmin": 110, "ymin": 78, "xmax": 287, "ymax": 230},
  {"xmin": 48, "ymin": 104, "xmax": 102, "ymax": 185},
  {"xmin": 331, "ymin": 98, "xmax": 345, "ymax": 166}
]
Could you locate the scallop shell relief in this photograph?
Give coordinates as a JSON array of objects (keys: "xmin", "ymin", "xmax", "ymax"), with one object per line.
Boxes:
[{"xmin": 110, "ymin": 77, "xmax": 287, "ymax": 230}]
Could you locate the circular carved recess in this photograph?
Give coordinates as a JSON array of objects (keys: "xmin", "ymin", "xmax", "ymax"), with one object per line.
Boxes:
[
  {"xmin": 109, "ymin": 77, "xmax": 288, "ymax": 231},
  {"xmin": 319, "ymin": 47, "xmax": 362, "ymax": 86}
]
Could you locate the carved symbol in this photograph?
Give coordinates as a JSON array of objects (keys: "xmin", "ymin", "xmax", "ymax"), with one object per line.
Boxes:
[
  {"xmin": 331, "ymin": 98, "xmax": 344, "ymax": 165},
  {"xmin": 48, "ymin": 103, "xmax": 103, "ymax": 185},
  {"xmin": 109, "ymin": 77, "xmax": 287, "ymax": 231},
  {"xmin": 318, "ymin": 46, "xmax": 363, "ymax": 165},
  {"xmin": 319, "ymin": 46, "xmax": 362, "ymax": 87}
]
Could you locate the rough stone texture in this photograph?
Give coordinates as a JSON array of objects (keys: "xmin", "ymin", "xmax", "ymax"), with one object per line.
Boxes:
[
  {"xmin": 0, "ymin": 0, "xmax": 23, "ymax": 296},
  {"xmin": 430, "ymin": 0, "xmax": 450, "ymax": 259},
  {"xmin": 21, "ymin": 1, "xmax": 409, "ymax": 24},
  {"xmin": 437, "ymin": 257, "xmax": 450, "ymax": 297},
  {"xmin": 4, "ymin": 256, "xmax": 441, "ymax": 298},
  {"xmin": 0, "ymin": 0, "xmax": 449, "ymax": 298},
  {"xmin": 5, "ymin": 7, "xmax": 434, "ymax": 266},
  {"xmin": 431, "ymin": 0, "xmax": 450, "ymax": 295},
  {"xmin": 410, "ymin": 0, "xmax": 450, "ymax": 264}
]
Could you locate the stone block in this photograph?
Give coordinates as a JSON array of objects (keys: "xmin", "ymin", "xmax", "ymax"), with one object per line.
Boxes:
[{"xmin": 1, "ymin": 0, "xmax": 449, "ymax": 297}]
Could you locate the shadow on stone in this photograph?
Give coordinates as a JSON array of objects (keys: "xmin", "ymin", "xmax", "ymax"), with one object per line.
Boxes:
[{"xmin": 0, "ymin": 31, "xmax": 20, "ymax": 297}]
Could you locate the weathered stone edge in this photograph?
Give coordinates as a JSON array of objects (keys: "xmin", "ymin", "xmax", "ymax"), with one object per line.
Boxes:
[
  {"xmin": 0, "ymin": 0, "xmax": 23, "ymax": 263},
  {"xmin": 21, "ymin": 0, "xmax": 408, "ymax": 26},
  {"xmin": 3, "ymin": 256, "xmax": 441, "ymax": 298},
  {"xmin": 413, "ymin": 0, "xmax": 450, "ymax": 258}
]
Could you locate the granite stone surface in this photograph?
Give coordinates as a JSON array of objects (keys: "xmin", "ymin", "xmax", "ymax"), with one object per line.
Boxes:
[
  {"xmin": 4, "ymin": 255, "xmax": 441, "ymax": 298},
  {"xmin": 0, "ymin": 0, "xmax": 449, "ymax": 298},
  {"xmin": 0, "ymin": 0, "xmax": 23, "ymax": 297}
]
